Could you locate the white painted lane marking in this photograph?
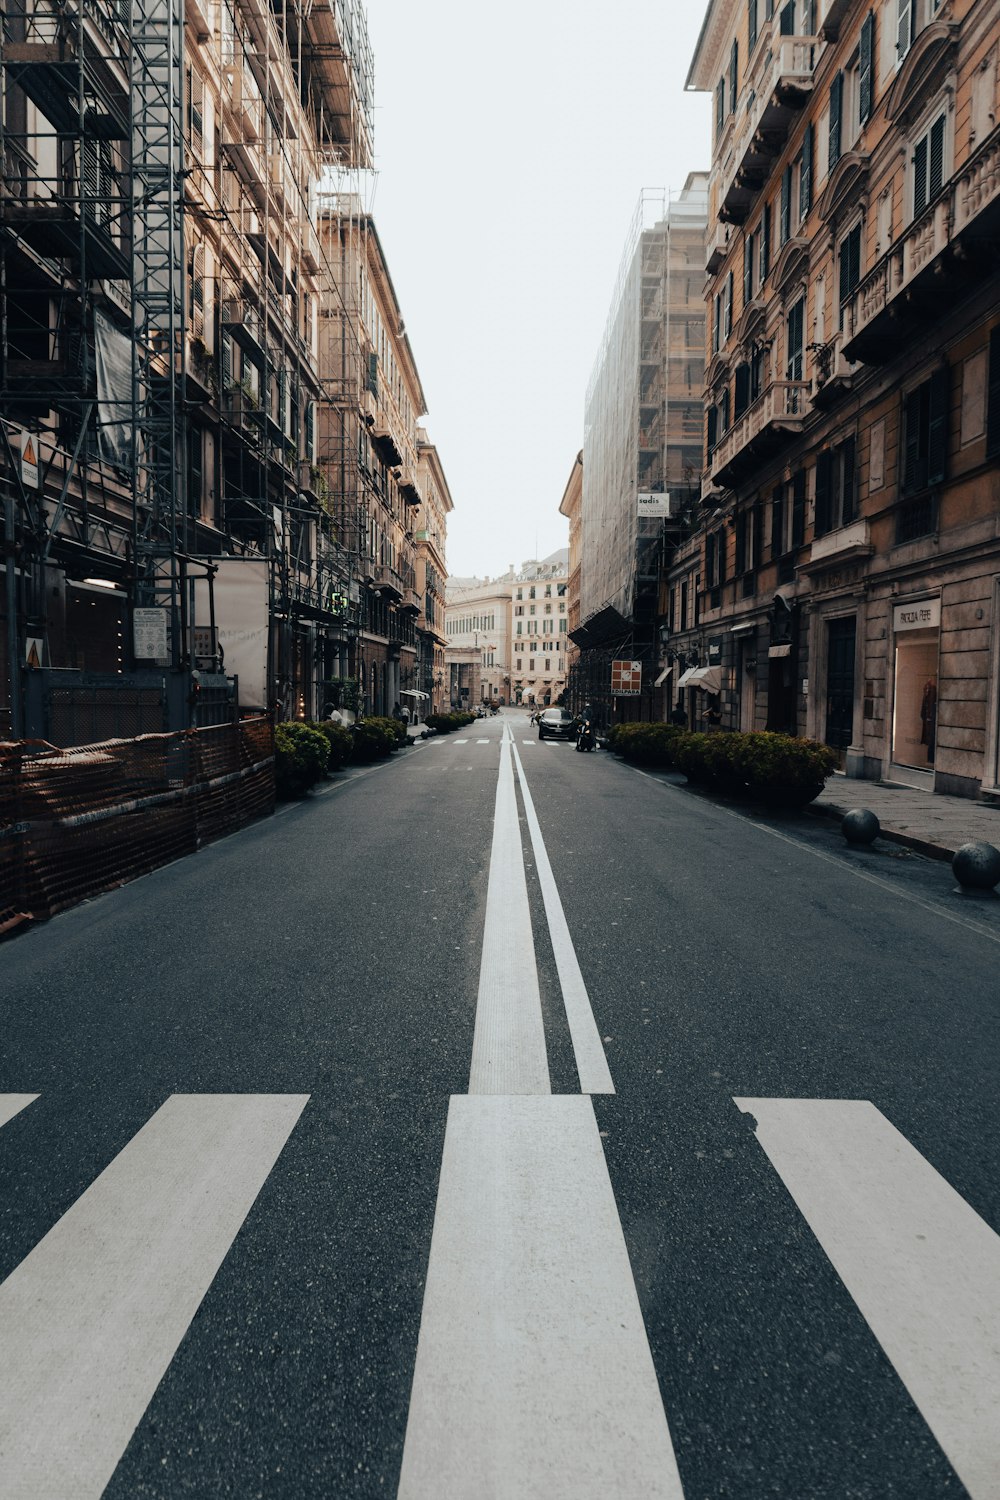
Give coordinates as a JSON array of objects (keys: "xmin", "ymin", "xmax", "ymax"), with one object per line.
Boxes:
[
  {"xmin": 0, "ymin": 1095, "xmax": 38, "ymax": 1130},
  {"xmin": 454, "ymin": 738, "xmax": 469, "ymax": 744},
  {"xmin": 736, "ymin": 1097, "xmax": 1000, "ymax": 1499},
  {"xmin": 398, "ymin": 1095, "xmax": 684, "ymax": 1499},
  {"xmin": 468, "ymin": 729, "xmax": 550, "ymax": 1094},
  {"xmin": 521, "ymin": 739, "xmax": 535, "ymax": 745},
  {"xmin": 0, "ymin": 1093, "xmax": 309, "ymax": 1500},
  {"xmin": 510, "ymin": 742, "xmax": 614, "ymax": 1095},
  {"xmin": 476, "ymin": 739, "xmax": 489, "ymax": 744}
]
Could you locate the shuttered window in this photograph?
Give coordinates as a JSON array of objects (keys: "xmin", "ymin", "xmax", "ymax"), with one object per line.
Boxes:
[
  {"xmin": 829, "ymin": 72, "xmax": 844, "ymax": 171},
  {"xmin": 761, "ymin": 202, "xmax": 772, "ymax": 280},
  {"xmin": 771, "ymin": 487, "xmax": 785, "ymax": 558},
  {"xmin": 786, "ymin": 297, "xmax": 804, "ymax": 381},
  {"xmin": 841, "ymin": 437, "xmax": 857, "ymax": 524},
  {"xmin": 705, "ymin": 531, "xmax": 717, "ymax": 588},
  {"xmin": 729, "ymin": 39, "xmax": 739, "ymax": 114},
  {"xmin": 838, "ymin": 223, "xmax": 862, "ymax": 304},
  {"xmin": 896, "ymin": 0, "xmax": 914, "ymax": 61},
  {"xmin": 744, "ymin": 231, "xmax": 755, "ymax": 307},
  {"xmin": 707, "ymin": 404, "xmax": 718, "ymax": 455},
  {"xmin": 734, "ymin": 363, "xmax": 751, "ymax": 419},
  {"xmin": 725, "ymin": 270, "xmax": 734, "ymax": 338},
  {"xmin": 735, "ymin": 510, "xmax": 748, "ymax": 574},
  {"xmin": 902, "ymin": 368, "xmax": 949, "ymax": 493},
  {"xmin": 716, "ymin": 77, "xmax": 726, "ymax": 140},
  {"xmin": 748, "ymin": 0, "xmax": 758, "ymax": 51},
  {"xmin": 859, "ymin": 12, "xmax": 875, "ymax": 123},
  {"xmin": 779, "ymin": 1, "xmax": 795, "ymax": 35}
]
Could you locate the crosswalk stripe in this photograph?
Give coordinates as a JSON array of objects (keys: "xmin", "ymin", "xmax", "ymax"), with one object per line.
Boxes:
[
  {"xmin": 0, "ymin": 1093, "xmax": 309, "ymax": 1500},
  {"xmin": 476, "ymin": 738, "xmax": 490, "ymax": 744},
  {"xmin": 398, "ymin": 1095, "xmax": 684, "ymax": 1499},
  {"xmin": 736, "ymin": 1098, "xmax": 1000, "ymax": 1499},
  {"xmin": 0, "ymin": 1095, "xmax": 39, "ymax": 1130},
  {"xmin": 454, "ymin": 738, "xmax": 469, "ymax": 744}
]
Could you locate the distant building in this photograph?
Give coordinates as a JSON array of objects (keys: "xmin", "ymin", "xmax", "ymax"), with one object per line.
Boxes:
[
  {"xmin": 559, "ymin": 453, "xmax": 584, "ymax": 678},
  {"xmin": 444, "ymin": 575, "xmax": 511, "ymax": 708},
  {"xmin": 508, "ymin": 555, "xmax": 570, "ymax": 706}
]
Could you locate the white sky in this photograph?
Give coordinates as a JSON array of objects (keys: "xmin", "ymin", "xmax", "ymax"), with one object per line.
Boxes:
[{"xmin": 363, "ymin": 3, "xmax": 712, "ymax": 580}]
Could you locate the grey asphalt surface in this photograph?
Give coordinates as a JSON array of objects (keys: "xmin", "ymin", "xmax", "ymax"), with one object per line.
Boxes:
[{"xmin": 1, "ymin": 710, "xmax": 997, "ymax": 1497}]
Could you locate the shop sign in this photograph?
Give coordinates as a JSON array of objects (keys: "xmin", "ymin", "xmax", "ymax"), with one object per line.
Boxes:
[
  {"xmin": 893, "ymin": 599, "xmax": 940, "ymax": 633},
  {"xmin": 707, "ymin": 636, "xmax": 723, "ymax": 666},
  {"xmin": 611, "ymin": 660, "xmax": 642, "ymax": 695},
  {"xmin": 20, "ymin": 432, "xmax": 40, "ymax": 489},
  {"xmin": 133, "ymin": 607, "xmax": 169, "ymax": 660},
  {"xmin": 637, "ymin": 492, "xmax": 674, "ymax": 519}
]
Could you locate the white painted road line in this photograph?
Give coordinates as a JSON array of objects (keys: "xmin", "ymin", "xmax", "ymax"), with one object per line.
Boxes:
[
  {"xmin": 454, "ymin": 738, "xmax": 469, "ymax": 744},
  {"xmin": 511, "ymin": 743, "xmax": 614, "ymax": 1095},
  {"xmin": 468, "ymin": 731, "xmax": 550, "ymax": 1094},
  {"xmin": 0, "ymin": 1095, "xmax": 38, "ymax": 1130},
  {"xmin": 736, "ymin": 1097, "xmax": 1000, "ymax": 1499},
  {"xmin": 0, "ymin": 1093, "xmax": 309, "ymax": 1500},
  {"xmin": 398, "ymin": 1095, "xmax": 684, "ymax": 1499},
  {"xmin": 476, "ymin": 738, "xmax": 490, "ymax": 744}
]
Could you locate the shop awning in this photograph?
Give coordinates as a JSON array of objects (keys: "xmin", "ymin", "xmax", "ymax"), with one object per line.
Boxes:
[
  {"xmin": 400, "ymin": 688, "xmax": 429, "ymax": 698},
  {"xmin": 653, "ymin": 665, "xmax": 672, "ymax": 687},
  {"xmin": 678, "ymin": 666, "xmax": 723, "ymax": 692},
  {"xmin": 568, "ymin": 603, "xmax": 632, "ymax": 650}
]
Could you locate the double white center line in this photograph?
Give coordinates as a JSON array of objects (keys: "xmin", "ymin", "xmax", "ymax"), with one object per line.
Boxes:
[{"xmin": 399, "ymin": 724, "xmax": 684, "ymax": 1498}]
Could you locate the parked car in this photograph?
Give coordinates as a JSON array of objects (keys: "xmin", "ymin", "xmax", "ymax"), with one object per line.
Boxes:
[{"xmin": 537, "ymin": 708, "xmax": 575, "ymax": 741}]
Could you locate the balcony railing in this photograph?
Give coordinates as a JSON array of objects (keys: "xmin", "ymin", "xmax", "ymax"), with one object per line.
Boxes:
[
  {"xmin": 710, "ymin": 379, "xmax": 809, "ymax": 485},
  {"xmin": 844, "ymin": 125, "xmax": 1000, "ymax": 362},
  {"xmin": 809, "ymin": 330, "xmax": 857, "ymax": 408},
  {"xmin": 717, "ymin": 30, "xmax": 816, "ymax": 223}
]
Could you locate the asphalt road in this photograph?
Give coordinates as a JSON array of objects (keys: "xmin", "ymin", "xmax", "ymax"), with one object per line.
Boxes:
[{"xmin": 1, "ymin": 708, "xmax": 997, "ymax": 1499}]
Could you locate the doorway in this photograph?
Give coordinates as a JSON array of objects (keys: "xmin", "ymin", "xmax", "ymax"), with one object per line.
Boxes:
[{"xmin": 825, "ymin": 616, "xmax": 856, "ymax": 760}]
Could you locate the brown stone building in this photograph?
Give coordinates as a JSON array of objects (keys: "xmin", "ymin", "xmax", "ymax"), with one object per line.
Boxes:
[{"xmin": 685, "ymin": 0, "xmax": 1000, "ymax": 796}]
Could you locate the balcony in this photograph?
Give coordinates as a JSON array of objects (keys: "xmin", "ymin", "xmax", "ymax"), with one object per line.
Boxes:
[
  {"xmin": 801, "ymin": 519, "xmax": 873, "ymax": 573},
  {"xmin": 844, "ymin": 126, "xmax": 1000, "ymax": 363},
  {"xmin": 371, "ymin": 422, "xmax": 402, "ymax": 468},
  {"xmin": 809, "ymin": 330, "xmax": 858, "ymax": 409},
  {"xmin": 397, "ymin": 466, "xmax": 422, "ymax": 506},
  {"xmin": 705, "ymin": 220, "xmax": 732, "ymax": 274},
  {"xmin": 717, "ymin": 34, "xmax": 817, "ymax": 224},
  {"xmin": 220, "ymin": 299, "xmax": 266, "ymax": 362},
  {"xmin": 709, "ymin": 380, "xmax": 809, "ymax": 487}
]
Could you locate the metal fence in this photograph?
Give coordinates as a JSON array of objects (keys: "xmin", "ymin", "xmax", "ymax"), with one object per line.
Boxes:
[{"xmin": 0, "ymin": 717, "xmax": 274, "ymax": 934}]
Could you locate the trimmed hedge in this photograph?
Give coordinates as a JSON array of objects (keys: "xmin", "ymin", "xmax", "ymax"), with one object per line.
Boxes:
[
  {"xmin": 425, "ymin": 712, "xmax": 476, "ymax": 734},
  {"xmin": 608, "ymin": 724, "xmax": 836, "ymax": 807},
  {"xmin": 309, "ymin": 719, "xmax": 354, "ymax": 771},
  {"xmin": 351, "ymin": 717, "xmax": 398, "ymax": 761},
  {"xmin": 275, "ymin": 721, "xmax": 330, "ymax": 798}
]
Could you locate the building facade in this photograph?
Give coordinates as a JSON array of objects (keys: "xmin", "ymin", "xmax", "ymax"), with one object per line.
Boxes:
[
  {"xmin": 445, "ymin": 575, "xmax": 511, "ymax": 708},
  {"xmin": 0, "ymin": 0, "xmax": 450, "ymax": 742},
  {"xmin": 573, "ymin": 181, "xmax": 708, "ymax": 725},
  {"xmin": 687, "ymin": 0, "xmax": 1000, "ymax": 796},
  {"xmin": 413, "ymin": 429, "xmax": 452, "ymax": 716},
  {"xmin": 509, "ymin": 556, "xmax": 570, "ymax": 707},
  {"xmin": 559, "ymin": 452, "xmax": 583, "ymax": 680}
]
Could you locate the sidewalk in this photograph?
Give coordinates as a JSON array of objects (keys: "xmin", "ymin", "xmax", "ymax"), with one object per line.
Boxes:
[{"xmin": 811, "ymin": 776, "xmax": 1000, "ymax": 861}]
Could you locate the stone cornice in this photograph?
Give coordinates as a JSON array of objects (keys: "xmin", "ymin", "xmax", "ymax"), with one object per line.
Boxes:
[
  {"xmin": 885, "ymin": 22, "xmax": 960, "ymax": 126},
  {"xmin": 818, "ymin": 151, "xmax": 871, "ymax": 223}
]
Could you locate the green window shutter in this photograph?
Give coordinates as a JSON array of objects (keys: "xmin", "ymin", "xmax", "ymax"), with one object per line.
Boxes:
[
  {"xmin": 752, "ymin": 502, "xmax": 764, "ymax": 570},
  {"xmin": 913, "ymin": 134, "xmax": 929, "ymax": 217},
  {"xmin": 725, "ymin": 270, "xmax": 734, "ymax": 336},
  {"xmin": 859, "ymin": 12, "xmax": 875, "ymax": 123},
  {"xmin": 986, "ymin": 327, "xmax": 1000, "ymax": 459},
  {"xmin": 705, "ymin": 531, "xmax": 716, "ymax": 587},
  {"xmin": 735, "ymin": 511, "xmax": 748, "ymax": 575},
  {"xmin": 716, "ymin": 78, "xmax": 726, "ymax": 139},
  {"xmin": 902, "ymin": 387, "xmax": 924, "ymax": 493},
  {"xmin": 779, "ymin": 1, "xmax": 795, "ymax": 35},
  {"xmin": 734, "ymin": 363, "xmax": 750, "ymax": 418},
  {"xmin": 814, "ymin": 451, "xmax": 833, "ymax": 537},
  {"xmin": 748, "ymin": 0, "xmax": 758, "ymax": 51},
  {"xmin": 718, "ymin": 527, "xmax": 728, "ymax": 583},
  {"xmin": 841, "ymin": 436, "xmax": 856, "ymax": 524},
  {"xmin": 929, "ymin": 115, "xmax": 946, "ymax": 201},
  {"xmin": 761, "ymin": 203, "xmax": 771, "ymax": 279},
  {"xmin": 829, "ymin": 72, "xmax": 843, "ymax": 171},
  {"xmin": 771, "ymin": 487, "xmax": 784, "ymax": 558},
  {"xmin": 780, "ymin": 165, "xmax": 792, "ymax": 245},
  {"xmin": 744, "ymin": 232, "xmax": 754, "ymax": 306},
  {"xmin": 927, "ymin": 366, "xmax": 949, "ymax": 486},
  {"xmin": 799, "ymin": 122, "xmax": 814, "ymax": 218},
  {"xmin": 792, "ymin": 469, "xmax": 807, "ymax": 547},
  {"xmin": 730, "ymin": 38, "xmax": 739, "ymax": 114}
]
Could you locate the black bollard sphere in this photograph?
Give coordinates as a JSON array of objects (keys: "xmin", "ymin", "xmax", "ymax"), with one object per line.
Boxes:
[
  {"xmin": 952, "ymin": 841, "xmax": 1000, "ymax": 891},
  {"xmin": 841, "ymin": 808, "xmax": 880, "ymax": 845}
]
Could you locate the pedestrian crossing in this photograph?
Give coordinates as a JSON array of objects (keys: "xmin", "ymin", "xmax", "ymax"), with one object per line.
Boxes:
[{"xmin": 1, "ymin": 1092, "xmax": 997, "ymax": 1496}]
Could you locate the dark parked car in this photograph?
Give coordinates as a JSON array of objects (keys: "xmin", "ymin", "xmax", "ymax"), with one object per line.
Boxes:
[{"xmin": 537, "ymin": 708, "xmax": 574, "ymax": 740}]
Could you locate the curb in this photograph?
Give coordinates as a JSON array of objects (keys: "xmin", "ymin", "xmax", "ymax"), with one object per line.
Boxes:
[{"xmin": 805, "ymin": 798, "xmax": 955, "ymax": 863}]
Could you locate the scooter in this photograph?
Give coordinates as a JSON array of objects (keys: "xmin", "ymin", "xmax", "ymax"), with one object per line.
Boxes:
[{"xmin": 575, "ymin": 717, "xmax": 596, "ymax": 752}]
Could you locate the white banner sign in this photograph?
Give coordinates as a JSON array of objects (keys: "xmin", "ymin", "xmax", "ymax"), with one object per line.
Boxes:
[
  {"xmin": 195, "ymin": 559, "xmax": 269, "ymax": 708},
  {"xmin": 893, "ymin": 599, "xmax": 940, "ymax": 633},
  {"xmin": 637, "ymin": 492, "xmax": 673, "ymax": 519},
  {"xmin": 20, "ymin": 432, "xmax": 40, "ymax": 489}
]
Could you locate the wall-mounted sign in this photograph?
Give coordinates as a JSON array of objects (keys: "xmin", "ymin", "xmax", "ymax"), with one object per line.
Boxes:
[
  {"xmin": 20, "ymin": 432, "xmax": 39, "ymax": 489},
  {"xmin": 707, "ymin": 636, "xmax": 723, "ymax": 666},
  {"xmin": 133, "ymin": 607, "xmax": 169, "ymax": 660},
  {"xmin": 893, "ymin": 599, "xmax": 940, "ymax": 633},
  {"xmin": 637, "ymin": 492, "xmax": 674, "ymax": 519},
  {"xmin": 611, "ymin": 660, "xmax": 642, "ymax": 696}
]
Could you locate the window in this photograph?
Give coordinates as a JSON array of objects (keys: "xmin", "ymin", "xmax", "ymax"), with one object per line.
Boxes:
[
  {"xmin": 896, "ymin": 0, "xmax": 915, "ymax": 62},
  {"xmin": 748, "ymin": 0, "xmax": 758, "ymax": 52},
  {"xmin": 724, "ymin": 271, "xmax": 734, "ymax": 339},
  {"xmin": 791, "ymin": 469, "xmax": 807, "ymax": 547},
  {"xmin": 771, "ymin": 485, "xmax": 785, "ymax": 558},
  {"xmin": 734, "ymin": 363, "xmax": 751, "ymax": 420},
  {"xmin": 744, "ymin": 231, "xmax": 755, "ymax": 307},
  {"xmin": 720, "ymin": 386, "xmax": 731, "ymax": 433},
  {"xmin": 713, "ymin": 291, "xmax": 722, "ymax": 354},
  {"xmin": 750, "ymin": 343, "xmax": 764, "ymax": 402},
  {"xmin": 901, "ymin": 367, "xmax": 949, "ymax": 494},
  {"xmin": 912, "ymin": 111, "xmax": 946, "ymax": 219},
  {"xmin": 838, "ymin": 222, "xmax": 862, "ymax": 322},
  {"xmin": 786, "ymin": 297, "xmax": 804, "ymax": 380},
  {"xmin": 760, "ymin": 202, "xmax": 772, "ymax": 281},
  {"xmin": 707, "ymin": 404, "xmax": 718, "ymax": 454},
  {"xmin": 716, "ymin": 77, "xmax": 726, "ymax": 142},
  {"xmin": 779, "ymin": 0, "xmax": 795, "ymax": 33},
  {"xmin": 814, "ymin": 438, "xmax": 857, "ymax": 536},
  {"xmin": 729, "ymin": 38, "xmax": 739, "ymax": 115}
]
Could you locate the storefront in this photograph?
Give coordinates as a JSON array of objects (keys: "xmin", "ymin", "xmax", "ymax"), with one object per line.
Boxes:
[{"xmin": 890, "ymin": 597, "xmax": 940, "ymax": 780}]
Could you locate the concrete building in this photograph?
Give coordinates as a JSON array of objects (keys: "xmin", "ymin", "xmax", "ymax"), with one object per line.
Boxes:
[
  {"xmin": 572, "ymin": 180, "xmax": 708, "ymax": 725},
  {"xmin": 687, "ymin": 0, "xmax": 1000, "ymax": 797},
  {"xmin": 0, "ymin": 0, "xmax": 451, "ymax": 741},
  {"xmin": 445, "ymin": 574, "xmax": 511, "ymax": 708},
  {"xmin": 413, "ymin": 429, "xmax": 452, "ymax": 716},
  {"xmin": 559, "ymin": 452, "xmax": 584, "ymax": 680},
  {"xmin": 509, "ymin": 554, "xmax": 570, "ymax": 707}
]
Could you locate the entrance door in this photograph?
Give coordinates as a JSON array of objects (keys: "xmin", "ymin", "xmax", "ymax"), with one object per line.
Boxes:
[{"xmin": 825, "ymin": 616, "xmax": 856, "ymax": 751}]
